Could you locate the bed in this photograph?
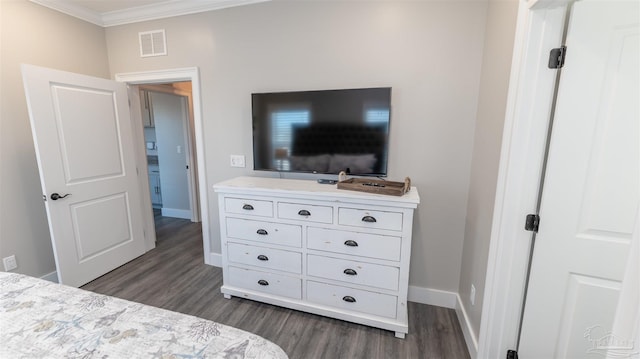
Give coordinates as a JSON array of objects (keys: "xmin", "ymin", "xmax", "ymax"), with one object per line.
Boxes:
[{"xmin": 0, "ymin": 272, "xmax": 288, "ymax": 358}]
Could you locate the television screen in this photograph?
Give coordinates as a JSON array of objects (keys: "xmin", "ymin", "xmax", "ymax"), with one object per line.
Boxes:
[{"xmin": 252, "ymin": 87, "xmax": 391, "ymax": 176}]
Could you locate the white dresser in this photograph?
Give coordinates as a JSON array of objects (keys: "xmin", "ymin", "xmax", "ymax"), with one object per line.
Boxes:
[{"xmin": 214, "ymin": 176, "xmax": 420, "ymax": 338}]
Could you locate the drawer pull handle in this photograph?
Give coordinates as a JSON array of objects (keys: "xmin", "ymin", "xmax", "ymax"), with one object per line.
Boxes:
[
  {"xmin": 362, "ymin": 215, "xmax": 377, "ymax": 223},
  {"xmin": 242, "ymin": 204, "xmax": 254, "ymax": 210},
  {"xmin": 258, "ymin": 279, "xmax": 269, "ymax": 286},
  {"xmin": 342, "ymin": 296, "xmax": 357, "ymax": 303},
  {"xmin": 257, "ymin": 254, "xmax": 269, "ymax": 261},
  {"xmin": 256, "ymin": 229, "xmax": 268, "ymax": 235},
  {"xmin": 344, "ymin": 240, "xmax": 359, "ymax": 247},
  {"xmin": 343, "ymin": 268, "xmax": 358, "ymax": 276},
  {"xmin": 298, "ymin": 209, "xmax": 311, "ymax": 216}
]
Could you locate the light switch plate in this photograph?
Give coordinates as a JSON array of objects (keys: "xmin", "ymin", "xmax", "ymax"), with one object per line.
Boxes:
[{"xmin": 230, "ymin": 155, "xmax": 245, "ymax": 168}]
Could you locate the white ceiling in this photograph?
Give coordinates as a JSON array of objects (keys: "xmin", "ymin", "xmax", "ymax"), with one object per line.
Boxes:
[{"xmin": 30, "ymin": 0, "xmax": 270, "ymax": 27}]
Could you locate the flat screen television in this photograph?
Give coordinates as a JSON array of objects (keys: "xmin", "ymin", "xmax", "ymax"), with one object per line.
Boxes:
[{"xmin": 252, "ymin": 87, "xmax": 391, "ymax": 176}]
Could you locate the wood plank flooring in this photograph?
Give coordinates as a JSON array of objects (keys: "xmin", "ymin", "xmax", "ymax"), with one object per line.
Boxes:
[{"xmin": 82, "ymin": 215, "xmax": 470, "ymax": 359}]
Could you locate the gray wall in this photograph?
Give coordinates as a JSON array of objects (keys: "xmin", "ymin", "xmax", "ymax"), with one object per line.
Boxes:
[
  {"xmin": 458, "ymin": 0, "xmax": 519, "ymax": 337},
  {"xmin": 0, "ymin": 1, "xmax": 520, "ymax": 312},
  {"xmin": 0, "ymin": 0, "xmax": 110, "ymax": 277},
  {"xmin": 105, "ymin": 1, "xmax": 488, "ymax": 292}
]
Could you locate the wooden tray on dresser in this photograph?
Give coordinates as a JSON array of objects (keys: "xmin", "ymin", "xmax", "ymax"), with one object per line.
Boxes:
[{"xmin": 337, "ymin": 177, "xmax": 411, "ymax": 196}]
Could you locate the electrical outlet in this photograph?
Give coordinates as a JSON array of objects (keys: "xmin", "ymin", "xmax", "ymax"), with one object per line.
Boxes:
[
  {"xmin": 230, "ymin": 155, "xmax": 245, "ymax": 168},
  {"xmin": 470, "ymin": 284, "xmax": 476, "ymax": 306},
  {"xmin": 3, "ymin": 255, "xmax": 17, "ymax": 271}
]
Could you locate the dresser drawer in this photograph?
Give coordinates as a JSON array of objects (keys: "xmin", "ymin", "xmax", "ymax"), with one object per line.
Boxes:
[
  {"xmin": 228, "ymin": 266, "xmax": 301, "ymax": 299},
  {"xmin": 225, "ymin": 197, "xmax": 273, "ymax": 217},
  {"xmin": 278, "ymin": 202, "xmax": 333, "ymax": 224},
  {"xmin": 307, "ymin": 255, "xmax": 399, "ymax": 291},
  {"xmin": 226, "ymin": 218, "xmax": 302, "ymax": 247},
  {"xmin": 338, "ymin": 208, "xmax": 403, "ymax": 231},
  {"xmin": 227, "ymin": 242, "xmax": 302, "ymax": 274},
  {"xmin": 307, "ymin": 227, "xmax": 401, "ymax": 261},
  {"xmin": 307, "ymin": 281, "xmax": 397, "ymax": 319}
]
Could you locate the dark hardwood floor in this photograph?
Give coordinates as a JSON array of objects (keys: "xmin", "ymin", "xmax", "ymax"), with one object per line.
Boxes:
[{"xmin": 82, "ymin": 214, "xmax": 470, "ymax": 359}]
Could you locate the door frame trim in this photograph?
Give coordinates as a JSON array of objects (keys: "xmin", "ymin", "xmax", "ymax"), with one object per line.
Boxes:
[
  {"xmin": 477, "ymin": 1, "xmax": 570, "ymax": 357},
  {"xmin": 115, "ymin": 67, "xmax": 214, "ymax": 266}
]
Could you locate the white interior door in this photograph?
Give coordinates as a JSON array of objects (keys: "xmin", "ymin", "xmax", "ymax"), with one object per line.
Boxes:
[
  {"xmin": 22, "ymin": 65, "xmax": 149, "ymax": 287},
  {"xmin": 519, "ymin": 1, "xmax": 639, "ymax": 358}
]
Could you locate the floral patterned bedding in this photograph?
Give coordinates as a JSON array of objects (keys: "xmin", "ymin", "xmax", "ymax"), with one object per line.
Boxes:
[{"xmin": 0, "ymin": 272, "xmax": 288, "ymax": 359}]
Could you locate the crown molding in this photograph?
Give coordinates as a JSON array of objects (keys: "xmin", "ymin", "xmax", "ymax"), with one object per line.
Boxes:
[
  {"xmin": 30, "ymin": 0, "xmax": 270, "ymax": 28},
  {"xmin": 30, "ymin": 0, "xmax": 104, "ymax": 26},
  {"xmin": 101, "ymin": 0, "xmax": 270, "ymax": 27}
]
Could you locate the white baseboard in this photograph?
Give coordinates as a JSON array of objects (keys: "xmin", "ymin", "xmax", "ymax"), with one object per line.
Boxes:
[
  {"xmin": 208, "ymin": 252, "xmax": 222, "ymax": 267},
  {"xmin": 161, "ymin": 208, "xmax": 191, "ymax": 219},
  {"xmin": 408, "ymin": 286, "xmax": 475, "ymax": 358},
  {"xmin": 408, "ymin": 285, "xmax": 457, "ymax": 308},
  {"xmin": 455, "ymin": 294, "xmax": 479, "ymax": 359},
  {"xmin": 41, "ymin": 271, "xmax": 59, "ymax": 283}
]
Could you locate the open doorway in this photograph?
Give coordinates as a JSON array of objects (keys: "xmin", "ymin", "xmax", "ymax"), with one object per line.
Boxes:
[
  {"xmin": 136, "ymin": 82, "xmax": 201, "ymax": 243},
  {"xmin": 138, "ymin": 83, "xmax": 199, "ymax": 222},
  {"xmin": 116, "ymin": 68, "xmax": 215, "ymax": 267}
]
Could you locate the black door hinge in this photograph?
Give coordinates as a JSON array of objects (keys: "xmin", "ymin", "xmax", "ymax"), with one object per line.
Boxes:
[
  {"xmin": 548, "ymin": 46, "xmax": 567, "ymax": 69},
  {"xmin": 525, "ymin": 214, "xmax": 540, "ymax": 232},
  {"xmin": 507, "ymin": 350, "xmax": 519, "ymax": 359}
]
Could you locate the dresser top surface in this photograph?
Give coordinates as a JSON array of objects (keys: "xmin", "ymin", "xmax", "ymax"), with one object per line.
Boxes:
[{"xmin": 214, "ymin": 176, "xmax": 420, "ymax": 206}]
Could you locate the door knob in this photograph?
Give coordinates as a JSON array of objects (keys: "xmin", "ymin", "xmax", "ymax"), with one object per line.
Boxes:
[{"xmin": 50, "ymin": 193, "xmax": 71, "ymax": 200}]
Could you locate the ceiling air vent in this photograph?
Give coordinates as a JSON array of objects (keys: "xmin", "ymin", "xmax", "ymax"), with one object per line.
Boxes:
[{"xmin": 139, "ymin": 30, "xmax": 167, "ymax": 57}]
